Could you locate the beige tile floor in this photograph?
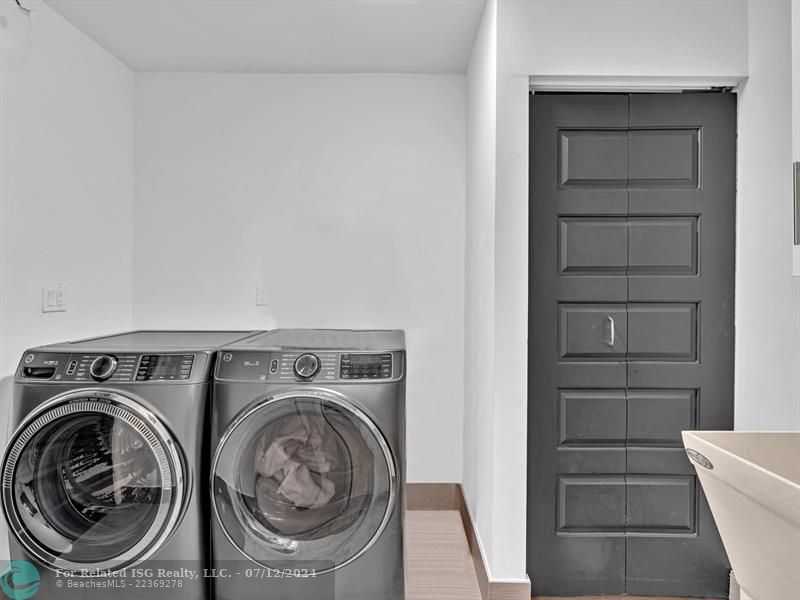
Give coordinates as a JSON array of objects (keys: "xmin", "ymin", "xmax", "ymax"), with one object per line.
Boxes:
[
  {"xmin": 406, "ymin": 510, "xmax": 708, "ymax": 600},
  {"xmin": 406, "ymin": 510, "xmax": 482, "ymax": 600}
]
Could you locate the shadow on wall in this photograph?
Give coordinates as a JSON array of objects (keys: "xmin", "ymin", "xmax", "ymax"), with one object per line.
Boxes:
[{"xmin": 0, "ymin": 375, "xmax": 12, "ymax": 560}]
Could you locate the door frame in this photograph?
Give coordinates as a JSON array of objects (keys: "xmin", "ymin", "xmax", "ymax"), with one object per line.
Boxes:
[
  {"xmin": 530, "ymin": 75, "xmax": 747, "ymax": 93},
  {"xmin": 525, "ymin": 77, "xmax": 745, "ymax": 593}
]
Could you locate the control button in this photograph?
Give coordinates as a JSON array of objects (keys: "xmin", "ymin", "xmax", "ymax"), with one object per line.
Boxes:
[
  {"xmin": 90, "ymin": 355, "xmax": 118, "ymax": 381},
  {"xmin": 66, "ymin": 360, "xmax": 78, "ymax": 375},
  {"xmin": 294, "ymin": 353, "xmax": 321, "ymax": 380},
  {"xmin": 24, "ymin": 354, "xmax": 34, "ymax": 364},
  {"xmin": 270, "ymin": 359, "xmax": 279, "ymax": 374},
  {"xmin": 223, "ymin": 353, "xmax": 233, "ymax": 362}
]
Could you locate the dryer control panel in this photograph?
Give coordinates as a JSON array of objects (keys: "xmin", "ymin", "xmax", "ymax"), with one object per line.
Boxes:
[
  {"xmin": 216, "ymin": 350, "xmax": 404, "ymax": 383},
  {"xmin": 339, "ymin": 353, "xmax": 393, "ymax": 380},
  {"xmin": 16, "ymin": 352, "xmax": 197, "ymax": 383}
]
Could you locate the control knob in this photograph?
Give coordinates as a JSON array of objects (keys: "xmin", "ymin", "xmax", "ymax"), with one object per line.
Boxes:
[
  {"xmin": 293, "ymin": 353, "xmax": 321, "ymax": 380},
  {"xmin": 90, "ymin": 355, "xmax": 118, "ymax": 381}
]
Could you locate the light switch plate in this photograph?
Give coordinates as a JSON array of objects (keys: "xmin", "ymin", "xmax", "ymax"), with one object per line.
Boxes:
[
  {"xmin": 794, "ymin": 163, "xmax": 799, "ymax": 276},
  {"xmin": 42, "ymin": 284, "xmax": 65, "ymax": 312},
  {"xmin": 794, "ymin": 162, "xmax": 799, "ymax": 245}
]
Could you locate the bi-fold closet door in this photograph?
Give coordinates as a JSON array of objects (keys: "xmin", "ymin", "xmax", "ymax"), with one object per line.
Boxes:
[{"xmin": 528, "ymin": 93, "xmax": 735, "ymax": 597}]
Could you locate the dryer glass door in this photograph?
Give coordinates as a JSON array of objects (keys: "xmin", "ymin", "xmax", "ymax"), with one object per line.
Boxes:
[
  {"xmin": 212, "ymin": 390, "xmax": 397, "ymax": 574},
  {"xmin": 1, "ymin": 391, "xmax": 186, "ymax": 573}
]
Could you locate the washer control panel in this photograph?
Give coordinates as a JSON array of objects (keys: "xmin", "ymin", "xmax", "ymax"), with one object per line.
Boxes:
[
  {"xmin": 17, "ymin": 352, "xmax": 196, "ymax": 383},
  {"xmin": 136, "ymin": 355, "xmax": 195, "ymax": 381},
  {"xmin": 340, "ymin": 353, "xmax": 392, "ymax": 380},
  {"xmin": 216, "ymin": 350, "xmax": 403, "ymax": 383}
]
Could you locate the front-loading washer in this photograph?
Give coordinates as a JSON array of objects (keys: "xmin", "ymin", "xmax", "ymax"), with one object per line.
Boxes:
[
  {"xmin": 210, "ymin": 329, "xmax": 406, "ymax": 600},
  {"xmin": 1, "ymin": 330, "xmax": 260, "ymax": 599}
]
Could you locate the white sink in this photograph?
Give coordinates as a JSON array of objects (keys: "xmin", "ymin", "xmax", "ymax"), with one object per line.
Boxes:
[{"xmin": 682, "ymin": 431, "xmax": 800, "ymax": 600}]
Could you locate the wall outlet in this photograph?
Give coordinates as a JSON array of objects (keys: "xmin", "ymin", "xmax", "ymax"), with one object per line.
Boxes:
[
  {"xmin": 42, "ymin": 284, "xmax": 66, "ymax": 313},
  {"xmin": 256, "ymin": 284, "xmax": 269, "ymax": 306}
]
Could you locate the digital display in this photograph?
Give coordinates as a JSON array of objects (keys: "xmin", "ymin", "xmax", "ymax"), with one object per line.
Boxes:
[
  {"xmin": 340, "ymin": 353, "xmax": 392, "ymax": 380},
  {"xmin": 136, "ymin": 354, "xmax": 194, "ymax": 381},
  {"xmin": 349, "ymin": 354, "xmax": 383, "ymax": 366}
]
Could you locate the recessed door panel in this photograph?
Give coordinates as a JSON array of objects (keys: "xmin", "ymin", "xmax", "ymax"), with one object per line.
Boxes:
[
  {"xmin": 559, "ymin": 304, "xmax": 627, "ymax": 360},
  {"xmin": 628, "ymin": 217, "xmax": 699, "ymax": 275},
  {"xmin": 557, "ymin": 476, "xmax": 627, "ymax": 532},
  {"xmin": 558, "ymin": 218, "xmax": 628, "ymax": 275},
  {"xmin": 626, "ymin": 476, "xmax": 696, "ymax": 533},
  {"xmin": 628, "ymin": 129, "xmax": 700, "ymax": 188},
  {"xmin": 558, "ymin": 389, "xmax": 627, "ymax": 446},
  {"xmin": 627, "ymin": 303, "xmax": 698, "ymax": 361},
  {"xmin": 627, "ymin": 389, "xmax": 697, "ymax": 446},
  {"xmin": 559, "ymin": 130, "xmax": 629, "ymax": 188}
]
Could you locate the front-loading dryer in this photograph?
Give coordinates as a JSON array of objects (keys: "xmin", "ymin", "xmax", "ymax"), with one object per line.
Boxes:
[
  {"xmin": 1, "ymin": 330, "xmax": 260, "ymax": 599},
  {"xmin": 210, "ymin": 329, "xmax": 406, "ymax": 600}
]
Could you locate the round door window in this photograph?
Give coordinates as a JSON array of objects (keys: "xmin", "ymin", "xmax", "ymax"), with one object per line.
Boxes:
[
  {"xmin": 1, "ymin": 392, "xmax": 186, "ymax": 573},
  {"xmin": 212, "ymin": 389, "xmax": 396, "ymax": 573}
]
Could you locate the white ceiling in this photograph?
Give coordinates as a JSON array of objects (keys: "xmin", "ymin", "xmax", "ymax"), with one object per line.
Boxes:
[{"xmin": 43, "ymin": 0, "xmax": 485, "ymax": 73}]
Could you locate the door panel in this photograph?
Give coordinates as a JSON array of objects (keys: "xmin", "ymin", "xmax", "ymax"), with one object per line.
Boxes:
[
  {"xmin": 626, "ymin": 389, "xmax": 697, "ymax": 445},
  {"xmin": 624, "ymin": 92, "xmax": 734, "ymax": 599},
  {"xmin": 529, "ymin": 94, "xmax": 628, "ymax": 596},
  {"xmin": 529, "ymin": 92, "xmax": 734, "ymax": 597},
  {"xmin": 558, "ymin": 303, "xmax": 628, "ymax": 359},
  {"xmin": 559, "ymin": 218, "xmax": 628, "ymax": 275},
  {"xmin": 625, "ymin": 476, "xmax": 696, "ymax": 532},
  {"xmin": 626, "ymin": 303, "xmax": 698, "ymax": 361},
  {"xmin": 559, "ymin": 130, "xmax": 629, "ymax": 187},
  {"xmin": 558, "ymin": 389, "xmax": 627, "ymax": 445},
  {"xmin": 628, "ymin": 217, "xmax": 699, "ymax": 275},
  {"xmin": 628, "ymin": 128, "xmax": 700, "ymax": 188},
  {"xmin": 557, "ymin": 476, "xmax": 627, "ymax": 532}
]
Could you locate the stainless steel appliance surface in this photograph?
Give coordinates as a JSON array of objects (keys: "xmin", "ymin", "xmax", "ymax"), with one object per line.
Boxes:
[
  {"xmin": 1, "ymin": 330, "xmax": 261, "ymax": 600},
  {"xmin": 210, "ymin": 329, "xmax": 406, "ymax": 600}
]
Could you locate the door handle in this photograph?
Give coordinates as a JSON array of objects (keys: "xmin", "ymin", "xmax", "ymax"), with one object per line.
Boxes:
[{"xmin": 607, "ymin": 316, "xmax": 615, "ymax": 347}]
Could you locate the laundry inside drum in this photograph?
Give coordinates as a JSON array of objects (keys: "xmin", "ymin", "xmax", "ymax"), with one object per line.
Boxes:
[{"xmin": 246, "ymin": 403, "xmax": 375, "ymax": 540}]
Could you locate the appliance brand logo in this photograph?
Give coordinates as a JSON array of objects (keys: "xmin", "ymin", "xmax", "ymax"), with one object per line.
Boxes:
[
  {"xmin": 685, "ymin": 448, "xmax": 714, "ymax": 470},
  {"xmin": 0, "ymin": 561, "xmax": 40, "ymax": 599}
]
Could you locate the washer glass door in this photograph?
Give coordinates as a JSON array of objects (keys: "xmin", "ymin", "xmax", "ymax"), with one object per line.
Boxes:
[
  {"xmin": 212, "ymin": 390, "xmax": 396, "ymax": 573},
  {"xmin": 1, "ymin": 391, "xmax": 185, "ymax": 572}
]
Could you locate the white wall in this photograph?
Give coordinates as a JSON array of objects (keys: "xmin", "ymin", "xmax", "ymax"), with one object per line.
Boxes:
[
  {"xmin": 465, "ymin": 0, "xmax": 752, "ymax": 581},
  {"xmin": 735, "ymin": 0, "xmax": 800, "ymax": 430},
  {"xmin": 0, "ymin": 0, "xmax": 134, "ymax": 406},
  {"xmin": 463, "ymin": 0, "xmax": 497, "ymax": 574},
  {"xmin": 498, "ymin": 0, "xmax": 748, "ymax": 77},
  {"xmin": 133, "ymin": 73, "xmax": 466, "ymax": 483},
  {"xmin": 0, "ymin": 0, "xmax": 134, "ymax": 557}
]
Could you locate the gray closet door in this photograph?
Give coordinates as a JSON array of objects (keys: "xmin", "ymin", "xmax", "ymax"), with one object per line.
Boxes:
[
  {"xmin": 527, "ymin": 93, "xmax": 734, "ymax": 597},
  {"xmin": 529, "ymin": 94, "xmax": 630, "ymax": 596},
  {"xmin": 624, "ymin": 93, "xmax": 734, "ymax": 596}
]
